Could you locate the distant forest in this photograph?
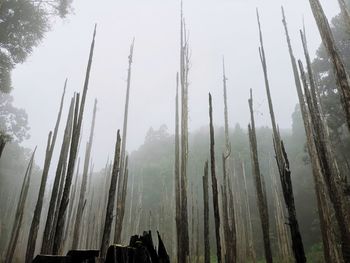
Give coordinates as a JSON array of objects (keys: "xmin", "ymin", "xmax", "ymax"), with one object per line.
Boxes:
[{"xmin": 1, "ymin": 0, "xmax": 350, "ymax": 263}]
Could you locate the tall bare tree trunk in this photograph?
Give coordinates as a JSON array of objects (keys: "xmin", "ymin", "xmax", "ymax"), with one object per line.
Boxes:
[
  {"xmin": 25, "ymin": 80, "xmax": 66, "ymax": 263},
  {"xmin": 100, "ymin": 131, "xmax": 121, "ymax": 258},
  {"xmin": 114, "ymin": 155, "xmax": 129, "ymax": 243},
  {"xmin": 52, "ymin": 25, "xmax": 97, "ymax": 255},
  {"xmin": 134, "ymin": 180, "xmax": 143, "ymax": 235},
  {"xmin": 114, "ymin": 40, "xmax": 134, "ymax": 244},
  {"xmin": 309, "ymin": 0, "xmax": 350, "ymax": 131},
  {"xmin": 4, "ymin": 148, "xmax": 36, "ymax": 263},
  {"xmin": 299, "ymin": 25, "xmax": 350, "ymax": 262},
  {"xmin": 234, "ymin": 160, "xmax": 247, "ymax": 263},
  {"xmin": 269, "ymin": 158, "xmax": 292, "ymax": 263},
  {"xmin": 63, "ymin": 157, "xmax": 80, "ymax": 249},
  {"xmin": 179, "ymin": 4, "xmax": 190, "ymax": 262},
  {"xmin": 221, "ymin": 58, "xmax": 237, "ymax": 263},
  {"xmin": 72, "ymin": 98, "xmax": 97, "ymax": 249},
  {"xmin": 248, "ymin": 89, "xmax": 273, "ymax": 263},
  {"xmin": 126, "ymin": 172, "xmax": 135, "ymax": 238},
  {"xmin": 299, "ymin": 60, "xmax": 350, "ymax": 262},
  {"xmin": 41, "ymin": 95, "xmax": 74, "ymax": 254},
  {"xmin": 242, "ymin": 160, "xmax": 257, "ymax": 263},
  {"xmin": 209, "ymin": 93, "xmax": 222, "ymax": 263},
  {"xmin": 281, "ymin": 9, "xmax": 342, "ymax": 263},
  {"xmin": 257, "ymin": 11, "xmax": 306, "ymax": 262},
  {"xmin": 202, "ymin": 161, "xmax": 210, "ymax": 263},
  {"xmin": 174, "ymin": 72, "xmax": 182, "ymax": 263}
]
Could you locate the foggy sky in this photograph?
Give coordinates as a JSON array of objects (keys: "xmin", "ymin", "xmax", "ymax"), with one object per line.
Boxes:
[{"xmin": 11, "ymin": 0, "xmax": 340, "ymax": 170}]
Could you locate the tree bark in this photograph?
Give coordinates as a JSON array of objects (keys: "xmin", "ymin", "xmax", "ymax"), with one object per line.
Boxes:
[
  {"xmin": 114, "ymin": 155, "xmax": 129, "ymax": 243},
  {"xmin": 269, "ymin": 158, "xmax": 292, "ymax": 263},
  {"xmin": 72, "ymin": 98, "xmax": 97, "ymax": 249},
  {"xmin": 242, "ymin": 159, "xmax": 257, "ymax": 263},
  {"xmin": 41, "ymin": 95, "xmax": 74, "ymax": 254},
  {"xmin": 179, "ymin": 6, "xmax": 190, "ymax": 262},
  {"xmin": 25, "ymin": 80, "xmax": 66, "ymax": 262},
  {"xmin": 174, "ymin": 72, "xmax": 181, "ymax": 263},
  {"xmin": 281, "ymin": 9, "xmax": 341, "ymax": 263},
  {"xmin": 115, "ymin": 40, "xmax": 134, "ymax": 244},
  {"xmin": 5, "ymin": 148, "xmax": 36, "ymax": 263},
  {"xmin": 202, "ymin": 160, "xmax": 210, "ymax": 263},
  {"xmin": 248, "ymin": 89, "xmax": 273, "ymax": 263},
  {"xmin": 309, "ymin": 0, "xmax": 350, "ymax": 132},
  {"xmin": 299, "ymin": 59, "xmax": 350, "ymax": 263},
  {"xmin": 52, "ymin": 25, "xmax": 97, "ymax": 255},
  {"xmin": 100, "ymin": 130, "xmax": 121, "ymax": 258},
  {"xmin": 257, "ymin": 11, "xmax": 306, "ymax": 262},
  {"xmin": 209, "ymin": 93, "xmax": 222, "ymax": 263}
]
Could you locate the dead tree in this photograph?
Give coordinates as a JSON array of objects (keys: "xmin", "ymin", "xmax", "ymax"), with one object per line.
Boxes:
[
  {"xmin": 309, "ymin": 0, "xmax": 350, "ymax": 131},
  {"xmin": 299, "ymin": 25, "xmax": 350, "ymax": 262},
  {"xmin": 222, "ymin": 152, "xmax": 237, "ymax": 263},
  {"xmin": 64, "ymin": 157, "xmax": 80, "ymax": 248},
  {"xmin": 299, "ymin": 60, "xmax": 350, "ymax": 262},
  {"xmin": 52, "ymin": 25, "xmax": 97, "ymax": 255},
  {"xmin": 221, "ymin": 58, "xmax": 237, "ymax": 263},
  {"xmin": 126, "ymin": 172, "xmax": 135, "ymax": 240},
  {"xmin": 114, "ymin": 155, "xmax": 129, "ymax": 243},
  {"xmin": 269, "ymin": 158, "xmax": 292, "ymax": 263},
  {"xmin": 4, "ymin": 148, "xmax": 36, "ymax": 263},
  {"xmin": 115, "ymin": 40, "xmax": 134, "ymax": 244},
  {"xmin": 101, "ymin": 158, "xmax": 112, "ymax": 236},
  {"xmin": 179, "ymin": 5, "xmax": 190, "ymax": 262},
  {"xmin": 190, "ymin": 183, "xmax": 195, "ymax": 262},
  {"xmin": 100, "ymin": 130, "xmax": 121, "ymax": 258},
  {"xmin": 281, "ymin": 8, "xmax": 341, "ymax": 263},
  {"xmin": 41, "ymin": 95, "xmax": 74, "ymax": 254},
  {"xmin": 72, "ymin": 98, "xmax": 97, "ymax": 249},
  {"xmin": 209, "ymin": 93, "xmax": 222, "ymax": 263},
  {"xmin": 85, "ymin": 163, "xmax": 96, "ymax": 248},
  {"xmin": 25, "ymin": 80, "xmax": 66, "ymax": 263},
  {"xmin": 174, "ymin": 72, "xmax": 182, "ymax": 263},
  {"xmin": 134, "ymin": 181, "xmax": 143, "ymax": 235},
  {"xmin": 248, "ymin": 90, "xmax": 273, "ymax": 263},
  {"xmin": 222, "ymin": 58, "xmax": 229, "ymax": 151},
  {"xmin": 195, "ymin": 195, "xmax": 200, "ymax": 263},
  {"xmin": 257, "ymin": 10, "xmax": 306, "ymax": 263},
  {"xmin": 230, "ymin": 159, "xmax": 247, "ymax": 262},
  {"xmin": 202, "ymin": 161, "xmax": 210, "ymax": 263},
  {"xmin": 242, "ymin": 160, "xmax": 257, "ymax": 263}
]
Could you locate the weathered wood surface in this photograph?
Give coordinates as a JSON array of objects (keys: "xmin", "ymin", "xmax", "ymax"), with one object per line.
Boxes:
[
  {"xmin": 106, "ymin": 231, "xmax": 169, "ymax": 263},
  {"xmin": 208, "ymin": 93, "xmax": 222, "ymax": 263},
  {"xmin": 33, "ymin": 250, "xmax": 99, "ymax": 263}
]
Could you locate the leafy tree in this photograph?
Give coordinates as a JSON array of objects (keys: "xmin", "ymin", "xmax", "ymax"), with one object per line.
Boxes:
[
  {"xmin": 0, "ymin": 92, "xmax": 29, "ymax": 143},
  {"xmin": 0, "ymin": 0, "xmax": 73, "ymax": 93},
  {"xmin": 0, "ymin": 92, "xmax": 29, "ymax": 157}
]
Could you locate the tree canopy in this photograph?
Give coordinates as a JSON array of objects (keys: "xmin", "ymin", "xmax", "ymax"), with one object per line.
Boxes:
[
  {"xmin": 0, "ymin": 92, "xmax": 29, "ymax": 143},
  {"xmin": 0, "ymin": 0, "xmax": 73, "ymax": 93}
]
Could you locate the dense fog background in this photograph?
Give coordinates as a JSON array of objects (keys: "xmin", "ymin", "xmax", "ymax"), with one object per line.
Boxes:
[{"xmin": 11, "ymin": 0, "xmax": 339, "ymax": 169}]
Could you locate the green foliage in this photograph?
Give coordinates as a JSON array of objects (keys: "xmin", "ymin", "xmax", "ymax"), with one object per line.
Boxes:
[
  {"xmin": 0, "ymin": 92, "xmax": 29, "ymax": 143},
  {"xmin": 305, "ymin": 243, "xmax": 325, "ymax": 263},
  {"xmin": 0, "ymin": 0, "xmax": 73, "ymax": 93}
]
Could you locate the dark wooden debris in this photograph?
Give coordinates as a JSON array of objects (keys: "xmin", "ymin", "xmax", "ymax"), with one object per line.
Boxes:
[{"xmin": 32, "ymin": 231, "xmax": 168, "ymax": 263}]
